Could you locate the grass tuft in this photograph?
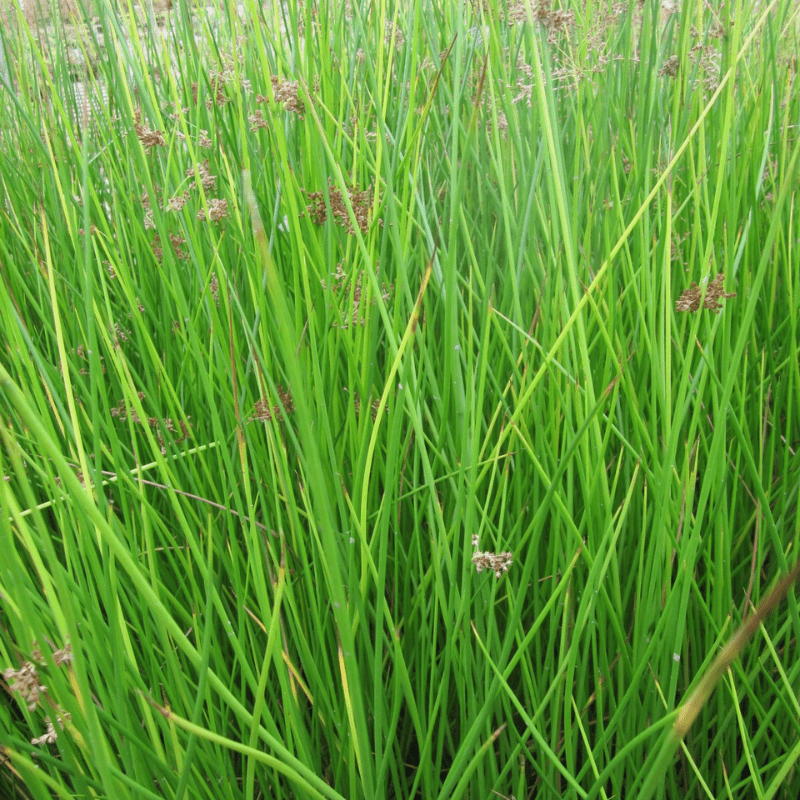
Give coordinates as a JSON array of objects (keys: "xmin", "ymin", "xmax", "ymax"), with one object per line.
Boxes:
[{"xmin": 2, "ymin": 0, "xmax": 800, "ymax": 797}]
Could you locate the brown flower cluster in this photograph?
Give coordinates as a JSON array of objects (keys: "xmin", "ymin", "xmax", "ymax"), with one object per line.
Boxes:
[
  {"xmin": 350, "ymin": 390, "xmax": 381, "ymax": 421},
  {"xmin": 256, "ymin": 75, "xmax": 305, "ymax": 118},
  {"xmin": 175, "ymin": 161, "xmax": 228, "ymax": 224},
  {"xmin": 112, "ymin": 321, "xmax": 132, "ymax": 347},
  {"xmin": 187, "ymin": 160, "xmax": 217, "ymax": 193},
  {"xmin": 248, "ymin": 109, "xmax": 270, "ymax": 131},
  {"xmin": 322, "ymin": 261, "xmax": 392, "ymax": 328},
  {"xmin": 30, "ymin": 714, "xmax": 71, "ymax": 746},
  {"xmin": 71, "ymin": 344, "xmax": 105, "ymax": 375},
  {"xmin": 152, "ymin": 232, "xmax": 190, "ymax": 262},
  {"xmin": 676, "ymin": 273, "xmax": 736, "ymax": 314},
  {"xmin": 111, "ymin": 391, "xmax": 146, "ymax": 423},
  {"xmin": 134, "ymin": 110, "xmax": 166, "ymax": 150},
  {"xmin": 4, "ymin": 641, "xmax": 73, "ymax": 745},
  {"xmin": 471, "ymin": 534, "xmax": 513, "ymax": 579},
  {"xmin": 688, "ymin": 41, "xmax": 721, "ymax": 94},
  {"xmin": 5, "ymin": 661, "xmax": 45, "ymax": 711},
  {"xmin": 166, "ymin": 193, "xmax": 189, "ymax": 212},
  {"xmin": 384, "ymin": 20, "xmax": 405, "ymax": 49},
  {"xmin": 250, "ymin": 385, "xmax": 295, "ymax": 423},
  {"xmin": 196, "ymin": 198, "xmax": 229, "ymax": 223},
  {"xmin": 659, "ymin": 55, "xmax": 679, "ymax": 78},
  {"xmin": 506, "ymin": 0, "xmax": 575, "ymax": 33},
  {"xmin": 175, "ymin": 128, "xmax": 213, "ymax": 148},
  {"xmin": 191, "ymin": 75, "xmax": 231, "ymax": 109},
  {"xmin": 210, "ymin": 272, "xmax": 220, "ymax": 306},
  {"xmin": 304, "ymin": 180, "xmax": 378, "ymax": 235},
  {"xmin": 110, "ymin": 393, "xmax": 192, "ymax": 453}
]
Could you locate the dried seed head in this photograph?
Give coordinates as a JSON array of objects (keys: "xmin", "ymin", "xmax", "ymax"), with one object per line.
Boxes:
[
  {"xmin": 472, "ymin": 549, "xmax": 514, "ymax": 579},
  {"xmin": 113, "ymin": 322, "xmax": 131, "ymax": 344},
  {"xmin": 167, "ymin": 193, "xmax": 188, "ymax": 212},
  {"xmin": 210, "ymin": 272, "xmax": 220, "ymax": 306},
  {"xmin": 250, "ymin": 386, "xmax": 295, "ymax": 423},
  {"xmin": 257, "ymin": 75, "xmax": 306, "ymax": 118},
  {"xmin": 110, "ymin": 392, "xmax": 145, "ymax": 423},
  {"xmin": 151, "ymin": 235, "xmax": 164, "ymax": 262},
  {"xmin": 471, "ymin": 534, "xmax": 513, "ymax": 579},
  {"xmin": 196, "ymin": 75, "xmax": 231, "ymax": 108},
  {"xmin": 52, "ymin": 643, "xmax": 73, "ymax": 667},
  {"xmin": 324, "ymin": 262, "xmax": 393, "ymax": 328},
  {"xmin": 4, "ymin": 662, "xmax": 44, "ymax": 710},
  {"xmin": 31, "ymin": 715, "xmax": 66, "ymax": 746},
  {"xmin": 676, "ymin": 274, "xmax": 735, "ymax": 314},
  {"xmin": 169, "ymin": 233, "xmax": 190, "ymax": 261},
  {"xmin": 185, "ymin": 160, "xmax": 217, "ymax": 193},
  {"xmin": 384, "ymin": 20, "xmax": 405, "ymax": 49},
  {"xmin": 675, "ymin": 283, "xmax": 702, "ymax": 313},
  {"xmin": 304, "ymin": 180, "xmax": 378, "ymax": 234},
  {"xmin": 250, "ymin": 398, "xmax": 274, "ymax": 422},
  {"xmin": 506, "ymin": 0, "xmax": 574, "ymax": 33},
  {"xmin": 659, "ymin": 55, "xmax": 679, "ymax": 78},
  {"xmin": 4, "ymin": 641, "xmax": 74, "ymax": 745},
  {"xmin": 197, "ymin": 198, "xmax": 228, "ymax": 223},
  {"xmin": 702, "ymin": 273, "xmax": 736, "ymax": 313},
  {"xmin": 249, "ymin": 110, "xmax": 270, "ymax": 131},
  {"xmin": 134, "ymin": 111, "xmax": 166, "ymax": 149}
]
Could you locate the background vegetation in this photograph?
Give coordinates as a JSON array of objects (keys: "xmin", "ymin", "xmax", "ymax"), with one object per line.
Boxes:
[{"xmin": 1, "ymin": 0, "xmax": 799, "ymax": 797}]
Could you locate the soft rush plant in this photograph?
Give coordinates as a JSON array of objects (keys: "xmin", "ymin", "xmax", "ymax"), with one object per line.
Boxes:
[{"xmin": 1, "ymin": 0, "xmax": 799, "ymax": 797}]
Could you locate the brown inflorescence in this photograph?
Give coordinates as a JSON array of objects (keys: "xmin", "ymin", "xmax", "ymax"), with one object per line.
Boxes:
[
  {"xmin": 134, "ymin": 110, "xmax": 166, "ymax": 150},
  {"xmin": 676, "ymin": 273, "xmax": 736, "ymax": 314},
  {"xmin": 254, "ymin": 75, "xmax": 306, "ymax": 118},
  {"xmin": 322, "ymin": 261, "xmax": 393, "ymax": 329},
  {"xmin": 471, "ymin": 534, "xmax": 513, "ymax": 579},
  {"xmin": 4, "ymin": 641, "xmax": 74, "ymax": 745},
  {"xmin": 110, "ymin": 393, "xmax": 192, "ymax": 453},
  {"xmin": 250, "ymin": 385, "xmax": 295, "ymax": 423},
  {"xmin": 196, "ymin": 198, "xmax": 228, "ymax": 223},
  {"xmin": 304, "ymin": 180, "xmax": 378, "ymax": 235}
]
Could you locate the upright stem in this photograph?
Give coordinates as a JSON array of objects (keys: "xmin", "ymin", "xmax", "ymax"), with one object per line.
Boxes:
[{"xmin": 0, "ymin": 30, "xmax": 9, "ymax": 91}]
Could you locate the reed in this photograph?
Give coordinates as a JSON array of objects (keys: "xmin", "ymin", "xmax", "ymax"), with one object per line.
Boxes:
[{"xmin": 1, "ymin": 1, "xmax": 799, "ymax": 798}]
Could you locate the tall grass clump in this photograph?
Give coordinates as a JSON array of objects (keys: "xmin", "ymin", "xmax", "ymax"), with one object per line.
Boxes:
[{"xmin": 1, "ymin": 0, "xmax": 799, "ymax": 797}]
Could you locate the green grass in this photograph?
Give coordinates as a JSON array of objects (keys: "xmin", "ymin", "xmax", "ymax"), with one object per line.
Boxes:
[{"xmin": 1, "ymin": 0, "xmax": 799, "ymax": 797}]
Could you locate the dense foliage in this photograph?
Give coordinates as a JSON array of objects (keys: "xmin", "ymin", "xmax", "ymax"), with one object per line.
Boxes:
[{"xmin": 1, "ymin": 0, "xmax": 799, "ymax": 797}]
